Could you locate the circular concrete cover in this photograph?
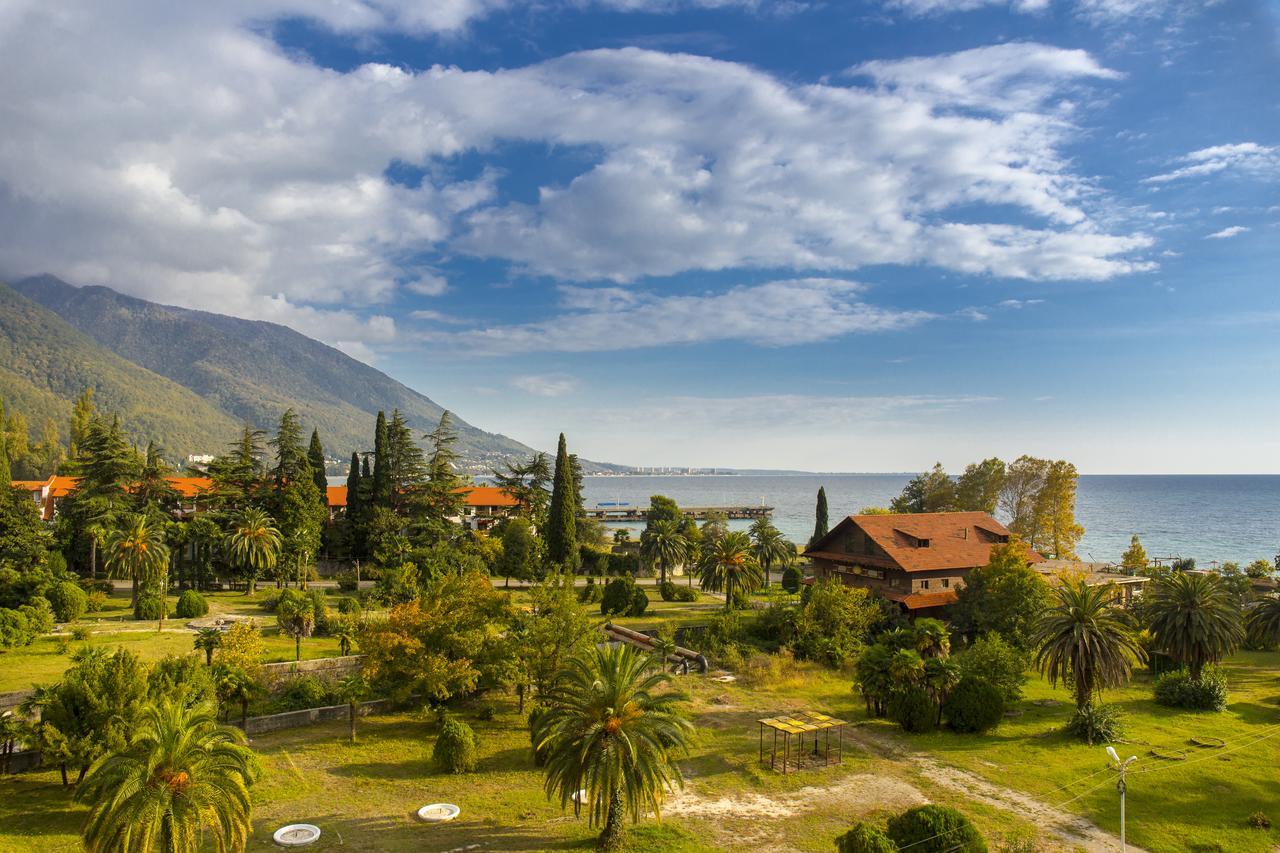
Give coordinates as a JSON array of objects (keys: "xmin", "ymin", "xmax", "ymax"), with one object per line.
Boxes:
[
  {"xmin": 273, "ymin": 824, "xmax": 321, "ymax": 846},
  {"xmin": 418, "ymin": 803, "xmax": 461, "ymax": 823}
]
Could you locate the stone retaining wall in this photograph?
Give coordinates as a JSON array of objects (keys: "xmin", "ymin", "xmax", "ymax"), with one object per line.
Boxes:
[
  {"xmin": 242, "ymin": 698, "xmax": 390, "ymax": 736},
  {"xmin": 261, "ymin": 654, "xmax": 365, "ymax": 686}
]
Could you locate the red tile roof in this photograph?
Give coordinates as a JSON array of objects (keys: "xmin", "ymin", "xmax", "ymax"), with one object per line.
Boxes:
[
  {"xmin": 805, "ymin": 511, "xmax": 1042, "ymax": 573},
  {"xmin": 327, "ymin": 485, "xmax": 348, "ymax": 507},
  {"xmin": 167, "ymin": 477, "xmax": 214, "ymax": 497},
  {"xmin": 881, "ymin": 589, "xmax": 960, "ymax": 609},
  {"xmin": 456, "ymin": 486, "xmax": 520, "ymax": 508}
]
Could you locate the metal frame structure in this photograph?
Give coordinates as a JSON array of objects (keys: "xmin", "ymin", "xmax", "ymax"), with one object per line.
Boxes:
[{"xmin": 757, "ymin": 711, "xmax": 848, "ymax": 774}]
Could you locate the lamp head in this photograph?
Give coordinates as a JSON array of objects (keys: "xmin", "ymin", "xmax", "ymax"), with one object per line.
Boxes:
[{"xmin": 1106, "ymin": 746, "xmax": 1120, "ymax": 764}]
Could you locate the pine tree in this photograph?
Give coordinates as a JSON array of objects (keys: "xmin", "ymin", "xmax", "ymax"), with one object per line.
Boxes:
[
  {"xmin": 268, "ymin": 409, "xmax": 307, "ymax": 490},
  {"xmin": 68, "ymin": 388, "xmax": 95, "ymax": 460},
  {"xmin": 386, "ymin": 409, "xmax": 427, "ymax": 511},
  {"xmin": 421, "ymin": 411, "xmax": 463, "ymax": 523},
  {"xmin": 546, "ymin": 433, "xmax": 579, "ymax": 572},
  {"xmin": 811, "ymin": 486, "xmax": 829, "ymax": 547},
  {"xmin": 308, "ymin": 430, "xmax": 327, "ymax": 505},
  {"xmin": 371, "ymin": 411, "xmax": 391, "ymax": 509},
  {"xmin": 1121, "ymin": 535, "xmax": 1148, "ymax": 574}
]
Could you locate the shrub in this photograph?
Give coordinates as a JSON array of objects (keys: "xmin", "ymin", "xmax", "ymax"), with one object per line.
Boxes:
[
  {"xmin": 259, "ymin": 590, "xmax": 281, "ymax": 612},
  {"xmin": 629, "ymin": 586, "xmax": 650, "ymax": 617},
  {"xmin": 729, "ymin": 586, "xmax": 752, "ymax": 610},
  {"xmin": 957, "ymin": 633, "xmax": 1029, "ymax": 703},
  {"xmin": 80, "ymin": 579, "xmax": 115, "ymax": 596},
  {"xmin": 20, "ymin": 596, "xmax": 55, "ymax": 634},
  {"xmin": 780, "ymin": 566, "xmax": 801, "ymax": 594},
  {"xmin": 1065, "ymin": 702, "xmax": 1125, "ymax": 744},
  {"xmin": 56, "ymin": 636, "xmax": 71, "ymax": 655},
  {"xmin": 337, "ymin": 596, "xmax": 362, "ymax": 616},
  {"xmin": 529, "ymin": 706, "xmax": 549, "ymax": 767},
  {"xmin": 85, "ymin": 590, "xmax": 108, "ymax": 613},
  {"xmin": 835, "ymin": 821, "xmax": 897, "ymax": 853},
  {"xmin": 943, "ymin": 676, "xmax": 1005, "ymax": 734},
  {"xmin": 134, "ymin": 592, "xmax": 167, "ymax": 621},
  {"xmin": 71, "ymin": 624, "xmax": 92, "ymax": 642},
  {"xmin": 659, "ymin": 580, "xmax": 678, "ymax": 602},
  {"xmin": 477, "ymin": 702, "xmax": 496, "ymax": 722},
  {"xmin": 886, "ymin": 805, "xmax": 987, "ymax": 853},
  {"xmin": 47, "ymin": 581, "xmax": 89, "ymax": 623},
  {"xmin": 0, "ymin": 608, "xmax": 33, "ymax": 648},
  {"xmin": 434, "ymin": 716, "xmax": 478, "ymax": 773},
  {"xmin": 336, "ymin": 572, "xmax": 359, "ymax": 592},
  {"xmin": 577, "ymin": 578, "xmax": 603, "ymax": 604},
  {"xmin": 888, "ymin": 686, "xmax": 937, "ymax": 734},
  {"xmin": 307, "ymin": 589, "xmax": 333, "ymax": 634},
  {"xmin": 1247, "ymin": 811, "xmax": 1271, "ymax": 829},
  {"xmin": 672, "ymin": 584, "xmax": 698, "ymax": 602},
  {"xmin": 1154, "ymin": 669, "xmax": 1229, "ymax": 711},
  {"xmin": 174, "ymin": 589, "xmax": 209, "ymax": 619},
  {"xmin": 601, "ymin": 576, "xmax": 636, "ymax": 616}
]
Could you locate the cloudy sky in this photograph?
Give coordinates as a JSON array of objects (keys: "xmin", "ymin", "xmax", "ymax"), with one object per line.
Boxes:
[{"xmin": 1, "ymin": 0, "xmax": 1277, "ymax": 472}]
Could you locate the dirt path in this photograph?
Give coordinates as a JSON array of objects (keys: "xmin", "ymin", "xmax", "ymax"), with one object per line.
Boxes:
[{"xmin": 843, "ymin": 725, "xmax": 1143, "ymax": 853}]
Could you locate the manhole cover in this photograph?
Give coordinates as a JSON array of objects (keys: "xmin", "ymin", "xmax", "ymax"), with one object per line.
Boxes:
[
  {"xmin": 273, "ymin": 824, "xmax": 321, "ymax": 846},
  {"xmin": 418, "ymin": 803, "xmax": 461, "ymax": 823}
]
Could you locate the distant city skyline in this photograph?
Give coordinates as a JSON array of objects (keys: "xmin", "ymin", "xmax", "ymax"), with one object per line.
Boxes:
[{"xmin": 1, "ymin": 1, "xmax": 1276, "ymax": 473}]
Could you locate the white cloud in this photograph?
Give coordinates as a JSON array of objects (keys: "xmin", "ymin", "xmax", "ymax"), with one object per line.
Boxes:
[
  {"xmin": 883, "ymin": 0, "xmax": 1172, "ymax": 23},
  {"xmin": 998, "ymin": 298, "xmax": 1044, "ymax": 308},
  {"xmin": 0, "ymin": 4, "xmax": 1151, "ymax": 355},
  {"xmin": 427, "ymin": 278, "xmax": 932, "ymax": 354},
  {"xmin": 1205, "ymin": 226, "xmax": 1249, "ymax": 240},
  {"xmin": 510, "ymin": 374, "xmax": 581, "ymax": 396},
  {"xmin": 1145, "ymin": 143, "xmax": 1280, "ymax": 184},
  {"xmin": 957, "ymin": 307, "xmax": 990, "ymax": 322}
]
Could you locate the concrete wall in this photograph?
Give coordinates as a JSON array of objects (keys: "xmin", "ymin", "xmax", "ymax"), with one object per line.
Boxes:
[
  {"xmin": 0, "ymin": 690, "xmax": 34, "ymax": 713},
  {"xmin": 242, "ymin": 698, "xmax": 390, "ymax": 736},
  {"xmin": 261, "ymin": 654, "xmax": 364, "ymax": 687}
]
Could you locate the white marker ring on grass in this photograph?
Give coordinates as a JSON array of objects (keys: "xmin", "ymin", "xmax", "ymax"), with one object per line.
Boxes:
[
  {"xmin": 273, "ymin": 824, "xmax": 321, "ymax": 846},
  {"xmin": 418, "ymin": 803, "xmax": 461, "ymax": 823}
]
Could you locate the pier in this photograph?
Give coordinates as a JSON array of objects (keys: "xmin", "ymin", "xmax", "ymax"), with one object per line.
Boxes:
[{"xmin": 584, "ymin": 504, "xmax": 773, "ymax": 522}]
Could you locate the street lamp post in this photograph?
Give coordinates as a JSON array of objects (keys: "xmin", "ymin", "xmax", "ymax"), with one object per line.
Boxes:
[{"xmin": 1106, "ymin": 746, "xmax": 1138, "ymax": 852}]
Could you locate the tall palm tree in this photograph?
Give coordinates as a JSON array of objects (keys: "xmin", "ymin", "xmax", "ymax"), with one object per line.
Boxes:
[
  {"xmin": 77, "ymin": 699, "xmax": 259, "ymax": 853},
  {"xmin": 698, "ymin": 530, "xmax": 763, "ymax": 611},
  {"xmin": 333, "ymin": 618, "xmax": 357, "ymax": 657},
  {"xmin": 912, "ymin": 618, "xmax": 951, "ymax": 659},
  {"xmin": 1032, "ymin": 580, "xmax": 1146, "ymax": 713},
  {"xmin": 534, "ymin": 644, "xmax": 693, "ymax": 851},
  {"xmin": 748, "ymin": 517, "xmax": 795, "ymax": 589},
  {"xmin": 226, "ymin": 508, "xmax": 281, "ymax": 595},
  {"xmin": 1146, "ymin": 571, "xmax": 1245, "ymax": 681},
  {"xmin": 193, "ymin": 628, "xmax": 222, "ymax": 666},
  {"xmin": 640, "ymin": 519, "xmax": 688, "ymax": 585},
  {"xmin": 1247, "ymin": 595, "xmax": 1280, "ymax": 649},
  {"xmin": 104, "ymin": 514, "xmax": 171, "ymax": 627}
]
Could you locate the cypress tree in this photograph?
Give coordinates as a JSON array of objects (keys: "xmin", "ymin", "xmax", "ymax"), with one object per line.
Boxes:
[
  {"xmin": 345, "ymin": 452, "xmax": 362, "ymax": 521},
  {"xmin": 308, "ymin": 430, "xmax": 328, "ymax": 504},
  {"xmin": 371, "ymin": 411, "xmax": 391, "ymax": 509},
  {"xmin": 546, "ymin": 433, "xmax": 579, "ymax": 572},
  {"xmin": 811, "ymin": 486, "xmax": 829, "ymax": 547}
]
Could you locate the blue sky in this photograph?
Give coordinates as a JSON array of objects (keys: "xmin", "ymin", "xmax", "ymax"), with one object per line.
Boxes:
[{"xmin": 1, "ymin": 0, "xmax": 1277, "ymax": 472}]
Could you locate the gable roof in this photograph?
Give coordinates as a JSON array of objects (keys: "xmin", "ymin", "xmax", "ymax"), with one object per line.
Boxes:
[
  {"xmin": 805, "ymin": 511, "xmax": 1041, "ymax": 573},
  {"xmin": 322, "ymin": 484, "xmax": 520, "ymax": 510}
]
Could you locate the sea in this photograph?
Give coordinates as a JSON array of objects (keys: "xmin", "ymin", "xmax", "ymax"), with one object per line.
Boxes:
[{"xmin": 579, "ymin": 474, "xmax": 1280, "ymax": 567}]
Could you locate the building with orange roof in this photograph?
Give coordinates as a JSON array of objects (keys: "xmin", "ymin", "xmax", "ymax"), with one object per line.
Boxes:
[
  {"xmin": 804, "ymin": 511, "xmax": 1044, "ymax": 616},
  {"xmin": 321, "ymin": 483, "xmax": 519, "ymax": 529},
  {"xmin": 10, "ymin": 475, "xmax": 215, "ymax": 520}
]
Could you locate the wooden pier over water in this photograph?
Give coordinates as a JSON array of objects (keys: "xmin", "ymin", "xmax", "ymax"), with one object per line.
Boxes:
[{"xmin": 584, "ymin": 504, "xmax": 773, "ymax": 522}]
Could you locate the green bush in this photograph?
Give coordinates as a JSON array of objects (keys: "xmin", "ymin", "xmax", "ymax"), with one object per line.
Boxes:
[
  {"xmin": 629, "ymin": 586, "xmax": 650, "ymax": 617},
  {"xmin": 47, "ymin": 581, "xmax": 89, "ymax": 623},
  {"xmin": 943, "ymin": 676, "xmax": 1005, "ymax": 734},
  {"xmin": 529, "ymin": 707, "xmax": 549, "ymax": 767},
  {"xmin": 835, "ymin": 821, "xmax": 897, "ymax": 853},
  {"xmin": 780, "ymin": 566, "xmax": 801, "ymax": 594},
  {"xmin": 337, "ymin": 596, "xmax": 362, "ymax": 616},
  {"xmin": 659, "ymin": 580, "xmax": 678, "ymax": 601},
  {"xmin": 1065, "ymin": 702, "xmax": 1125, "ymax": 744},
  {"xmin": 307, "ymin": 589, "xmax": 332, "ymax": 634},
  {"xmin": 336, "ymin": 572, "xmax": 359, "ymax": 592},
  {"xmin": 578, "ymin": 580, "xmax": 604, "ymax": 605},
  {"xmin": 85, "ymin": 590, "xmax": 108, "ymax": 613},
  {"xmin": 134, "ymin": 592, "xmax": 167, "ymax": 621},
  {"xmin": 174, "ymin": 589, "xmax": 209, "ymax": 619},
  {"xmin": 601, "ymin": 577, "xmax": 636, "ymax": 616},
  {"xmin": 672, "ymin": 584, "xmax": 698, "ymax": 602},
  {"xmin": 888, "ymin": 686, "xmax": 937, "ymax": 734},
  {"xmin": 1247, "ymin": 811, "xmax": 1271, "ymax": 829},
  {"xmin": 0, "ymin": 608, "xmax": 33, "ymax": 648},
  {"xmin": 434, "ymin": 716, "xmax": 478, "ymax": 773},
  {"xmin": 886, "ymin": 805, "xmax": 987, "ymax": 853},
  {"xmin": 20, "ymin": 596, "xmax": 55, "ymax": 633},
  {"xmin": 71, "ymin": 624, "xmax": 92, "ymax": 642},
  {"xmin": 259, "ymin": 590, "xmax": 282, "ymax": 612},
  {"xmin": 956, "ymin": 633, "xmax": 1028, "ymax": 703},
  {"xmin": 1154, "ymin": 669, "xmax": 1228, "ymax": 711}
]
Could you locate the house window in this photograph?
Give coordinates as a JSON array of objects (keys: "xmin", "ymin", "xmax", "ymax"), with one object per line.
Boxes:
[
  {"xmin": 919, "ymin": 579, "xmax": 930, "ymax": 590},
  {"xmin": 918, "ymin": 538, "xmax": 930, "ymax": 548},
  {"xmin": 941, "ymin": 578, "xmax": 950, "ymax": 588}
]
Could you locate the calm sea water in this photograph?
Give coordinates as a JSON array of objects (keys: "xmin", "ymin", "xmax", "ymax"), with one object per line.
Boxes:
[{"xmin": 580, "ymin": 474, "xmax": 1280, "ymax": 567}]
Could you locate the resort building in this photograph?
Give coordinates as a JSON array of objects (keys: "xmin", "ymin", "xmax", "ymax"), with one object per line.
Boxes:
[
  {"xmin": 804, "ymin": 511, "xmax": 1042, "ymax": 616},
  {"xmin": 317, "ymin": 484, "xmax": 520, "ymax": 529},
  {"xmin": 1032, "ymin": 559, "xmax": 1149, "ymax": 604},
  {"xmin": 9, "ymin": 475, "xmax": 216, "ymax": 520}
]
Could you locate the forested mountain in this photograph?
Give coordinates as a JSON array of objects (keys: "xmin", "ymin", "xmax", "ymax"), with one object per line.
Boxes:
[
  {"xmin": 8, "ymin": 275, "xmax": 588, "ymax": 471},
  {"xmin": 0, "ymin": 283, "xmax": 243, "ymax": 459}
]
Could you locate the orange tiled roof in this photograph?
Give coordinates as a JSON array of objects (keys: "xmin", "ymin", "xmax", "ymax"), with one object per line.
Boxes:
[
  {"xmin": 327, "ymin": 485, "xmax": 348, "ymax": 507},
  {"xmin": 456, "ymin": 485, "xmax": 519, "ymax": 508},
  {"xmin": 9, "ymin": 480, "xmax": 47, "ymax": 491},
  {"xmin": 806, "ymin": 511, "xmax": 1042, "ymax": 573},
  {"xmin": 880, "ymin": 588, "xmax": 960, "ymax": 610},
  {"xmin": 167, "ymin": 477, "xmax": 214, "ymax": 497}
]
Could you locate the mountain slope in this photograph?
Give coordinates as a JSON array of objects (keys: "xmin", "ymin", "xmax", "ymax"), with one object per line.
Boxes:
[
  {"xmin": 11, "ymin": 275, "xmax": 558, "ymax": 470},
  {"xmin": 0, "ymin": 283, "xmax": 243, "ymax": 457}
]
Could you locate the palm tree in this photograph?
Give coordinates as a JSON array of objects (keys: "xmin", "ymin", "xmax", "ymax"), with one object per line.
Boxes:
[
  {"xmin": 640, "ymin": 519, "xmax": 688, "ymax": 585},
  {"xmin": 912, "ymin": 617, "xmax": 951, "ymax": 659},
  {"xmin": 1146, "ymin": 571, "xmax": 1245, "ymax": 681},
  {"xmin": 335, "ymin": 675, "xmax": 368, "ymax": 744},
  {"xmin": 854, "ymin": 644, "xmax": 894, "ymax": 717},
  {"xmin": 213, "ymin": 666, "xmax": 260, "ymax": 732},
  {"xmin": 923, "ymin": 657, "xmax": 961, "ymax": 725},
  {"xmin": 1247, "ymin": 595, "xmax": 1280, "ymax": 649},
  {"xmin": 193, "ymin": 628, "xmax": 222, "ymax": 666},
  {"xmin": 277, "ymin": 596, "xmax": 315, "ymax": 662},
  {"xmin": 104, "ymin": 514, "xmax": 171, "ymax": 627},
  {"xmin": 77, "ymin": 699, "xmax": 259, "ymax": 853},
  {"xmin": 748, "ymin": 517, "xmax": 794, "ymax": 589},
  {"xmin": 698, "ymin": 530, "xmax": 763, "ymax": 611},
  {"xmin": 534, "ymin": 644, "xmax": 693, "ymax": 851},
  {"xmin": 333, "ymin": 618, "xmax": 357, "ymax": 657},
  {"xmin": 226, "ymin": 508, "xmax": 281, "ymax": 595},
  {"xmin": 1032, "ymin": 580, "xmax": 1146, "ymax": 713}
]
